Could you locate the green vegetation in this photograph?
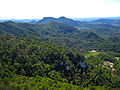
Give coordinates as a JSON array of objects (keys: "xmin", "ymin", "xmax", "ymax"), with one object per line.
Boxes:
[
  {"xmin": 0, "ymin": 35, "xmax": 120, "ymax": 89},
  {"xmin": 0, "ymin": 21, "xmax": 120, "ymax": 52},
  {"xmin": 0, "ymin": 17, "xmax": 120, "ymax": 89}
]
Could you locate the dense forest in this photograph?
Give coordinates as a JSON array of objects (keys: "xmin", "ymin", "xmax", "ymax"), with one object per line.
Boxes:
[
  {"xmin": 0, "ymin": 17, "xmax": 120, "ymax": 89},
  {"xmin": 0, "ymin": 21, "xmax": 120, "ymax": 52}
]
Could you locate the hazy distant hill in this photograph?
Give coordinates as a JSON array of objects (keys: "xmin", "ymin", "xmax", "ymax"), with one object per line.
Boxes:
[
  {"xmin": 36, "ymin": 16, "xmax": 81, "ymax": 27},
  {"xmin": 73, "ymin": 17, "xmax": 120, "ymax": 21},
  {"xmin": 74, "ymin": 19, "xmax": 120, "ymax": 37},
  {"xmin": 90, "ymin": 18, "xmax": 120, "ymax": 24},
  {"xmin": 0, "ymin": 19, "xmax": 39, "ymax": 23}
]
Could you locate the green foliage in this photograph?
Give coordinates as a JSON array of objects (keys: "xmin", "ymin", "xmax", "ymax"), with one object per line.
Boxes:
[
  {"xmin": 0, "ymin": 18, "xmax": 120, "ymax": 89},
  {"xmin": 0, "ymin": 35, "xmax": 119, "ymax": 89},
  {"xmin": 2, "ymin": 21, "xmax": 120, "ymax": 52}
]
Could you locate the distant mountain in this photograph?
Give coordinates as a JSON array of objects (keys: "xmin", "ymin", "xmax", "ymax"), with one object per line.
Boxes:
[
  {"xmin": 73, "ymin": 18, "xmax": 120, "ymax": 37},
  {"xmin": 36, "ymin": 17, "xmax": 120, "ymax": 38},
  {"xmin": 0, "ymin": 19, "xmax": 39, "ymax": 23},
  {"xmin": 73, "ymin": 17, "xmax": 120, "ymax": 21},
  {"xmin": 36, "ymin": 16, "xmax": 81, "ymax": 27},
  {"xmin": 90, "ymin": 18, "xmax": 120, "ymax": 24},
  {"xmin": 37, "ymin": 17, "xmax": 58, "ymax": 23},
  {"xmin": 2, "ymin": 17, "xmax": 120, "ymax": 38},
  {"xmin": 72, "ymin": 17, "xmax": 102, "ymax": 21}
]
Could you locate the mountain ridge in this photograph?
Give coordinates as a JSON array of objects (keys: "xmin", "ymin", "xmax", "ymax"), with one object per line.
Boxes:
[{"xmin": 36, "ymin": 16, "xmax": 81, "ymax": 27}]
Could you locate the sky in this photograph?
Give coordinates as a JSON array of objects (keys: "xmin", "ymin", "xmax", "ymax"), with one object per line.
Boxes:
[{"xmin": 0, "ymin": 0, "xmax": 120, "ymax": 19}]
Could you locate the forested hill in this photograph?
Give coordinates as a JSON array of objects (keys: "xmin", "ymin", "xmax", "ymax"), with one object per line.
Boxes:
[
  {"xmin": 0, "ymin": 34, "xmax": 86, "ymax": 77},
  {"xmin": 0, "ymin": 34, "xmax": 120, "ymax": 89},
  {"xmin": 0, "ymin": 34, "xmax": 84, "ymax": 89},
  {"xmin": 0, "ymin": 21, "xmax": 106, "ymax": 51},
  {"xmin": 0, "ymin": 21, "xmax": 120, "ymax": 52}
]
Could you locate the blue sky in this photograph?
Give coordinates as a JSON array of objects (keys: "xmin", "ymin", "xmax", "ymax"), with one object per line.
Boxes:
[{"xmin": 0, "ymin": 0, "xmax": 120, "ymax": 19}]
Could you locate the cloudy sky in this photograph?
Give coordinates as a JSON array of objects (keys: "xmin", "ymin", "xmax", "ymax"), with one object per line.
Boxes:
[{"xmin": 0, "ymin": 0, "xmax": 120, "ymax": 19}]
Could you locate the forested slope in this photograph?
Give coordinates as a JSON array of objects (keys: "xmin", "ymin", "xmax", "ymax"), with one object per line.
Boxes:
[
  {"xmin": 0, "ymin": 35, "xmax": 120, "ymax": 89},
  {"xmin": 0, "ymin": 21, "xmax": 120, "ymax": 52}
]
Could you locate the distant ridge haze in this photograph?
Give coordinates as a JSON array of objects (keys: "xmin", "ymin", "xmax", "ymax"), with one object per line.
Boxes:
[
  {"xmin": 1, "ymin": 16, "xmax": 120, "ymax": 22},
  {"xmin": 36, "ymin": 16, "xmax": 81, "ymax": 27}
]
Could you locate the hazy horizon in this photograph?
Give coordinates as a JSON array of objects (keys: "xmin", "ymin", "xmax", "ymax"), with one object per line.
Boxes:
[
  {"xmin": 1, "ymin": 16, "xmax": 120, "ymax": 20},
  {"xmin": 0, "ymin": 0, "xmax": 120, "ymax": 19}
]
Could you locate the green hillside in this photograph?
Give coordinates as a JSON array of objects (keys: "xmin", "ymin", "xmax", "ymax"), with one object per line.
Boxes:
[
  {"xmin": 0, "ymin": 21, "xmax": 105, "ymax": 51},
  {"xmin": 0, "ymin": 35, "xmax": 120, "ymax": 89}
]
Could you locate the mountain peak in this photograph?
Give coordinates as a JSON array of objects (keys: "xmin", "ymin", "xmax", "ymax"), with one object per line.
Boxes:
[
  {"xmin": 37, "ymin": 16, "xmax": 81, "ymax": 26},
  {"xmin": 58, "ymin": 16, "xmax": 67, "ymax": 19}
]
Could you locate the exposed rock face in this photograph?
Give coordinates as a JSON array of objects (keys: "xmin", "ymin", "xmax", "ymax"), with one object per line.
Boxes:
[
  {"xmin": 103, "ymin": 61, "xmax": 115, "ymax": 71},
  {"xmin": 89, "ymin": 50, "xmax": 97, "ymax": 53},
  {"xmin": 59, "ymin": 58, "xmax": 87, "ymax": 71},
  {"xmin": 115, "ymin": 57, "xmax": 120, "ymax": 61}
]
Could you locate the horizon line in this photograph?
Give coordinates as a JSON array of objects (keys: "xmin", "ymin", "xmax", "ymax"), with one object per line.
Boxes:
[{"xmin": 0, "ymin": 16, "xmax": 120, "ymax": 20}]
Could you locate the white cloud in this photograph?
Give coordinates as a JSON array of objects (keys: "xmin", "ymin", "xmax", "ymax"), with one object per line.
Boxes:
[{"xmin": 0, "ymin": 0, "xmax": 120, "ymax": 19}]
